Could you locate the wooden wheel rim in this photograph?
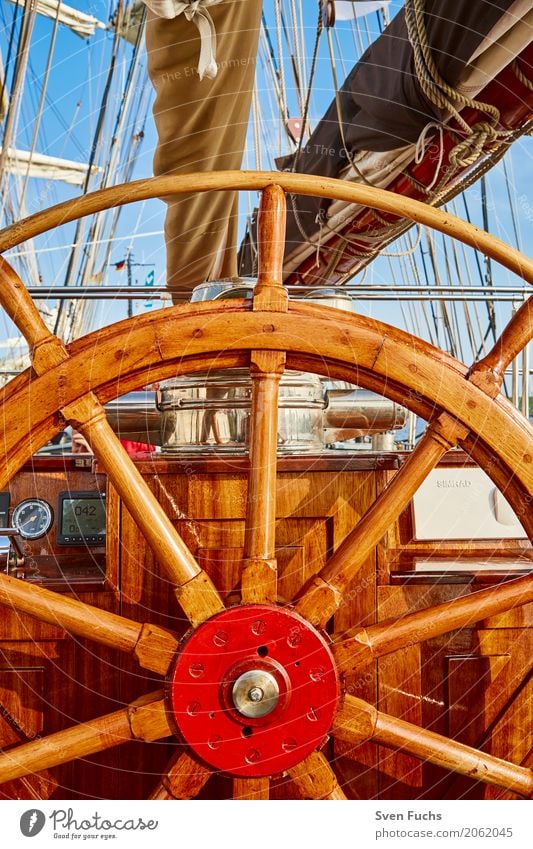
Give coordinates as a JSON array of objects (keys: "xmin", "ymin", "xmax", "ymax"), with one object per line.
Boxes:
[
  {"xmin": 0, "ymin": 301, "xmax": 531, "ymax": 532},
  {"xmin": 0, "ymin": 171, "xmax": 532, "ymax": 288}
]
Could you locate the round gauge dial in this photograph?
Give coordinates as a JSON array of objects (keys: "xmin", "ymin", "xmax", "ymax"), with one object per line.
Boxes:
[{"xmin": 12, "ymin": 499, "xmax": 53, "ymax": 540}]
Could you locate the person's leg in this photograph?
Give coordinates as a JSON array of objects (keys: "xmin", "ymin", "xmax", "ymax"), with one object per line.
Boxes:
[{"xmin": 146, "ymin": 1, "xmax": 262, "ymax": 300}]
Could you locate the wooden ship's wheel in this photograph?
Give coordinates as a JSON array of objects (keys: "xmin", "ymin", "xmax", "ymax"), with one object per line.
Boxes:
[{"xmin": 0, "ymin": 173, "xmax": 531, "ymax": 800}]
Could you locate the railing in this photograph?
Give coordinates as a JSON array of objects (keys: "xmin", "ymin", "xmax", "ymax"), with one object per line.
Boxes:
[{"xmin": 18, "ymin": 285, "xmax": 533, "ymax": 302}]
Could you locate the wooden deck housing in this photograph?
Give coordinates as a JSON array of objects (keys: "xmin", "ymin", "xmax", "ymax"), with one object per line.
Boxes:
[{"xmin": 0, "ymin": 451, "xmax": 530, "ymax": 800}]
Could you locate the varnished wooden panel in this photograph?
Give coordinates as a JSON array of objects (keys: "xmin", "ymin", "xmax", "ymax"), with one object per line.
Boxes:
[
  {"xmin": 0, "ymin": 662, "xmax": 57, "ymax": 800},
  {"xmin": 0, "ymin": 667, "xmax": 44, "ymax": 747},
  {"xmin": 446, "ymin": 629, "xmax": 532, "ymax": 800}
]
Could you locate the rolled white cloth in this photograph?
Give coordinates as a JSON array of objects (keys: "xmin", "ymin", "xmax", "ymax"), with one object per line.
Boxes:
[{"xmin": 143, "ymin": 0, "xmax": 225, "ymax": 79}]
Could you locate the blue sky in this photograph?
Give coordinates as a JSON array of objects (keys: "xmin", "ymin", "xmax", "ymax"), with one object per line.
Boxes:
[{"xmin": 0, "ymin": 1, "xmax": 531, "ymax": 365}]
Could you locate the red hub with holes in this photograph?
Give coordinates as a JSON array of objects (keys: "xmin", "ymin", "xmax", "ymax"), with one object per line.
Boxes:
[{"xmin": 167, "ymin": 604, "xmax": 339, "ymax": 777}]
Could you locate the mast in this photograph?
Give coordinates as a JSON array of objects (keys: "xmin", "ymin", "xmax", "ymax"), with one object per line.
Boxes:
[
  {"xmin": 0, "ymin": 0, "xmax": 36, "ymax": 184},
  {"xmin": 67, "ymin": 4, "xmax": 148, "ymax": 339}
]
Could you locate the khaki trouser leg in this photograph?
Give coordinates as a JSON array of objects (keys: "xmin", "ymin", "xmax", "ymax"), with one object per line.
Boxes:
[{"xmin": 146, "ymin": 1, "xmax": 262, "ymax": 301}]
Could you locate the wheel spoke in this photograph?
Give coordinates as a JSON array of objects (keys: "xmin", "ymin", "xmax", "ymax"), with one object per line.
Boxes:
[
  {"xmin": 333, "ymin": 574, "xmax": 533, "ymax": 676},
  {"xmin": 241, "ymin": 185, "xmax": 288, "ymax": 604},
  {"xmin": 149, "ymin": 752, "xmax": 211, "ymax": 800},
  {"xmin": 288, "ymin": 751, "xmax": 346, "ymax": 799},
  {"xmin": 233, "ymin": 777, "xmax": 270, "ymax": 800},
  {"xmin": 296, "ymin": 414, "xmax": 468, "ymax": 627},
  {"xmin": 469, "ymin": 297, "xmax": 533, "ymax": 395},
  {"xmin": 241, "ymin": 352, "xmax": 285, "ymax": 604},
  {"xmin": 61, "ymin": 392, "xmax": 224, "ymax": 627},
  {"xmin": 0, "ymin": 692, "xmax": 172, "ymax": 785},
  {"xmin": 0, "ymin": 572, "xmax": 178, "ymax": 675},
  {"xmin": 252, "ymin": 184, "xmax": 288, "ymax": 309},
  {"xmin": 0, "ymin": 258, "xmax": 68, "ymax": 370},
  {"xmin": 334, "ymin": 696, "xmax": 533, "ymax": 797}
]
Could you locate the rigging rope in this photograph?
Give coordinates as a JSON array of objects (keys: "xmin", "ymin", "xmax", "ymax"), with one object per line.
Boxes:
[
  {"xmin": 275, "ymin": 0, "xmax": 289, "ymax": 139},
  {"xmin": 291, "ymin": 1, "xmax": 322, "ymax": 170},
  {"xmin": 280, "ymin": 1, "xmax": 303, "ymax": 116},
  {"xmin": 440, "ymin": 229, "xmax": 464, "ymax": 361},
  {"xmin": 73, "ymin": 13, "xmax": 150, "ymax": 339},
  {"xmin": 55, "ymin": 20, "xmax": 124, "ymax": 338},
  {"xmin": 291, "ymin": 0, "xmax": 307, "ymax": 109},
  {"xmin": 405, "ymin": 0, "xmax": 512, "ymax": 172},
  {"xmin": 0, "ymin": 0, "xmax": 37, "ymax": 209},
  {"xmin": 448, "ymin": 224, "xmax": 477, "ymax": 362},
  {"xmin": 260, "ymin": 15, "xmax": 290, "ymax": 128},
  {"xmin": 326, "ymin": 26, "xmax": 374, "ymax": 190},
  {"xmin": 502, "ymin": 154, "xmax": 523, "ymax": 251},
  {"xmin": 405, "ymin": 228, "xmax": 436, "ymax": 346},
  {"xmin": 405, "ymin": 0, "xmax": 500, "ymax": 132},
  {"xmin": 18, "ymin": 0, "xmax": 61, "ymax": 212},
  {"xmin": 289, "ymin": 2, "xmax": 324, "ymax": 247},
  {"xmin": 0, "ymin": 1, "xmax": 42, "ymax": 289},
  {"xmin": 512, "ymin": 59, "xmax": 533, "ymax": 92},
  {"xmin": 0, "ymin": 0, "xmax": 20, "ymax": 113}
]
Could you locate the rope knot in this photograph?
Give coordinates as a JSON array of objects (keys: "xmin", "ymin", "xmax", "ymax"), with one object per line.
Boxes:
[{"xmin": 449, "ymin": 122, "xmax": 501, "ymax": 170}]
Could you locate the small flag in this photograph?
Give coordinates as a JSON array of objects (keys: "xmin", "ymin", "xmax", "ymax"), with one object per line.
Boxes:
[
  {"xmin": 144, "ymin": 268, "xmax": 155, "ymax": 308},
  {"xmin": 114, "ymin": 259, "xmax": 126, "ymax": 271}
]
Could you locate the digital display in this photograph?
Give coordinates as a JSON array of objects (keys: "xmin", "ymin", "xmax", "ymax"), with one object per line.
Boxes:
[
  {"xmin": 0, "ymin": 491, "xmax": 10, "ymax": 528},
  {"xmin": 58, "ymin": 492, "xmax": 106, "ymax": 545}
]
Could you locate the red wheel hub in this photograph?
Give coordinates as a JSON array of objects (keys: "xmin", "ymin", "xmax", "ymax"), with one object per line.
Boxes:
[{"xmin": 168, "ymin": 604, "xmax": 339, "ymax": 777}]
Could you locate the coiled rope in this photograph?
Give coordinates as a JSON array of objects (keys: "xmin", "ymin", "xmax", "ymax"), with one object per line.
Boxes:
[{"xmin": 405, "ymin": 0, "xmax": 513, "ymax": 170}]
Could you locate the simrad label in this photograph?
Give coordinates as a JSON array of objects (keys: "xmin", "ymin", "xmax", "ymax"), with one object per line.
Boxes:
[{"xmin": 412, "ymin": 468, "xmax": 527, "ymax": 540}]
